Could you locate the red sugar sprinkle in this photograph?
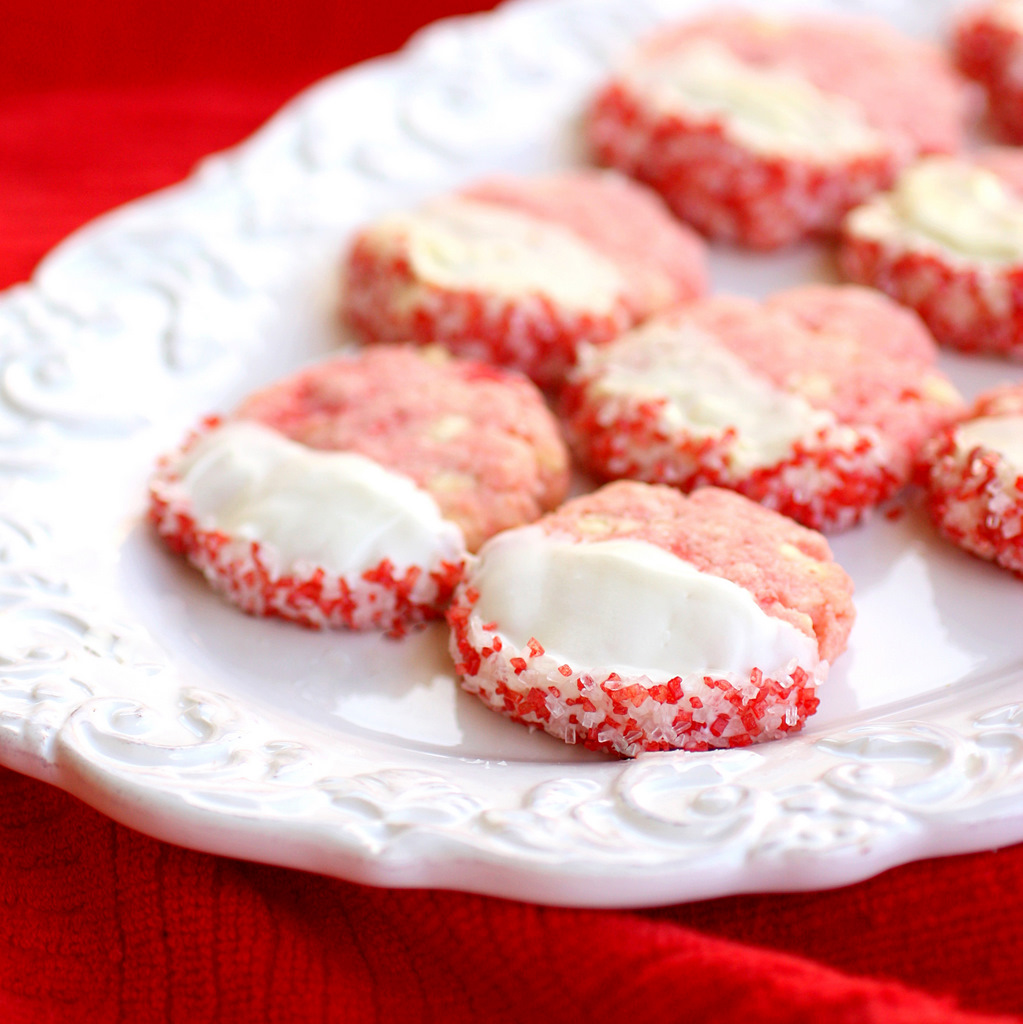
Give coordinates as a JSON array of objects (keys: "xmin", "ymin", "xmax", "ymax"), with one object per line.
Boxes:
[{"xmin": 709, "ymin": 713, "xmax": 730, "ymax": 738}]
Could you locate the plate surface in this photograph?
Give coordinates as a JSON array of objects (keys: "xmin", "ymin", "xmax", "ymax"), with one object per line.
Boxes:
[{"xmin": 2, "ymin": 0, "xmax": 1021, "ymax": 909}]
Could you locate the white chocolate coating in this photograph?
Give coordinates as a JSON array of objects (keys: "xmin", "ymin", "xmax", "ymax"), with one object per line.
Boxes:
[
  {"xmin": 956, "ymin": 414, "xmax": 1023, "ymax": 476},
  {"xmin": 364, "ymin": 198, "xmax": 627, "ymax": 313},
  {"xmin": 175, "ymin": 421, "xmax": 466, "ymax": 574},
  {"xmin": 580, "ymin": 319, "xmax": 833, "ymax": 471},
  {"xmin": 471, "ymin": 527, "xmax": 820, "ymax": 693},
  {"xmin": 620, "ymin": 41, "xmax": 884, "ymax": 161},
  {"xmin": 847, "ymin": 157, "xmax": 1023, "ymax": 262}
]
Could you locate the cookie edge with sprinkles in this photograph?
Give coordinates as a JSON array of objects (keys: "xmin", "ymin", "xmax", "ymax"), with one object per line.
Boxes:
[{"xmin": 148, "ymin": 417, "xmax": 467, "ymax": 637}]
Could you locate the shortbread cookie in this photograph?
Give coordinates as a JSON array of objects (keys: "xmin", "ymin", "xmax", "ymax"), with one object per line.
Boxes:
[
  {"xmin": 921, "ymin": 383, "xmax": 1023, "ymax": 575},
  {"xmin": 150, "ymin": 347, "xmax": 570, "ymax": 633},
  {"xmin": 588, "ymin": 11, "xmax": 968, "ymax": 248},
  {"xmin": 840, "ymin": 150, "xmax": 1023, "ymax": 357},
  {"xmin": 955, "ymin": 0, "xmax": 1023, "ymax": 142},
  {"xmin": 448, "ymin": 482, "xmax": 855, "ymax": 756},
  {"xmin": 341, "ymin": 171, "xmax": 707, "ymax": 387},
  {"xmin": 561, "ymin": 285, "xmax": 962, "ymax": 530}
]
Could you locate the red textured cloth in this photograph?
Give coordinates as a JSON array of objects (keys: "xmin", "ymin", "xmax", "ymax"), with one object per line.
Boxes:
[{"xmin": 2, "ymin": 3, "xmax": 1023, "ymax": 1022}]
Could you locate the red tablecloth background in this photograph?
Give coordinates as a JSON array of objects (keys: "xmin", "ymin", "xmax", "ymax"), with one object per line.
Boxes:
[{"xmin": 3, "ymin": 2, "xmax": 1023, "ymax": 1021}]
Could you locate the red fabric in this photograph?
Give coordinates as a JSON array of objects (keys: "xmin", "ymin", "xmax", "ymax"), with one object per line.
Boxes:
[{"xmin": 2, "ymin": 2, "xmax": 1023, "ymax": 1021}]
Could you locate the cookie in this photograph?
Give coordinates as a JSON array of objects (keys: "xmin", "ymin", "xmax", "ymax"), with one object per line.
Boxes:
[
  {"xmin": 447, "ymin": 482, "xmax": 855, "ymax": 756},
  {"xmin": 840, "ymin": 150, "xmax": 1023, "ymax": 358},
  {"xmin": 561, "ymin": 285, "xmax": 962, "ymax": 531},
  {"xmin": 149, "ymin": 346, "xmax": 570, "ymax": 633},
  {"xmin": 340, "ymin": 170, "xmax": 707, "ymax": 387},
  {"xmin": 587, "ymin": 11, "xmax": 968, "ymax": 248},
  {"xmin": 921, "ymin": 382, "xmax": 1023, "ymax": 576},
  {"xmin": 955, "ymin": 0, "xmax": 1023, "ymax": 143}
]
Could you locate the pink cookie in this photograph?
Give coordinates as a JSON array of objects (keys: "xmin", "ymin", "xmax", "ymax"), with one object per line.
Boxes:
[
  {"xmin": 150, "ymin": 346, "xmax": 570, "ymax": 634},
  {"xmin": 448, "ymin": 482, "xmax": 855, "ymax": 756},
  {"xmin": 840, "ymin": 149, "xmax": 1023, "ymax": 358},
  {"xmin": 340, "ymin": 170, "xmax": 707, "ymax": 387},
  {"xmin": 561, "ymin": 285, "xmax": 962, "ymax": 531},
  {"xmin": 955, "ymin": 1, "xmax": 1023, "ymax": 143},
  {"xmin": 921, "ymin": 383, "xmax": 1023, "ymax": 576},
  {"xmin": 588, "ymin": 11, "xmax": 969, "ymax": 249}
]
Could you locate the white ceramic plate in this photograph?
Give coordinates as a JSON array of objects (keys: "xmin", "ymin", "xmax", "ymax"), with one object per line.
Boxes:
[{"xmin": 2, "ymin": 0, "xmax": 1021, "ymax": 908}]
